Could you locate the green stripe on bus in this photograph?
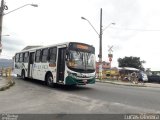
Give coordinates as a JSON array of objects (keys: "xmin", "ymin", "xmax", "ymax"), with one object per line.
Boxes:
[{"xmin": 65, "ymin": 76, "xmax": 95, "ymax": 85}]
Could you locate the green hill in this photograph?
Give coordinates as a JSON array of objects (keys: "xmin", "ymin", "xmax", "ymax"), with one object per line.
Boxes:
[{"xmin": 0, "ymin": 59, "xmax": 13, "ymax": 68}]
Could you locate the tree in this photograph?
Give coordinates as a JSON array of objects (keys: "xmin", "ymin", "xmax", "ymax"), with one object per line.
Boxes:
[{"xmin": 117, "ymin": 56, "xmax": 145, "ymax": 71}]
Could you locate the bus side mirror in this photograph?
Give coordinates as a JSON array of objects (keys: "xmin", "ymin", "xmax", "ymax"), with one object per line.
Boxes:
[
  {"xmin": 65, "ymin": 57, "xmax": 68, "ymax": 61},
  {"xmin": 65, "ymin": 50, "xmax": 69, "ymax": 61},
  {"xmin": 65, "ymin": 53, "xmax": 69, "ymax": 61}
]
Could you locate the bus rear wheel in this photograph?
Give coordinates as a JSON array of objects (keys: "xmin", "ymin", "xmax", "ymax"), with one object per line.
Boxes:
[
  {"xmin": 21, "ymin": 70, "xmax": 25, "ymax": 80},
  {"xmin": 46, "ymin": 74, "xmax": 54, "ymax": 87}
]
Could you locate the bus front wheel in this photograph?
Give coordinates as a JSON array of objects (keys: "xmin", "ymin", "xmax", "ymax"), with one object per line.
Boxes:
[{"xmin": 46, "ymin": 74, "xmax": 54, "ymax": 87}]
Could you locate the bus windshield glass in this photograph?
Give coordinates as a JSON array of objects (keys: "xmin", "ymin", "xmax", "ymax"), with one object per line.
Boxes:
[{"xmin": 67, "ymin": 50, "xmax": 95, "ymax": 73}]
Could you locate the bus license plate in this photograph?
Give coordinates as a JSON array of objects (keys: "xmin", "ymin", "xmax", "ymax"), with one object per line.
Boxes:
[{"xmin": 83, "ymin": 80, "xmax": 87, "ymax": 83}]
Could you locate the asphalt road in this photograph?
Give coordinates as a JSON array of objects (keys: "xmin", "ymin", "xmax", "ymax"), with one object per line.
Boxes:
[{"xmin": 0, "ymin": 77, "xmax": 160, "ymax": 114}]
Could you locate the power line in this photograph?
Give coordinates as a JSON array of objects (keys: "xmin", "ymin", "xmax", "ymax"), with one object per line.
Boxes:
[{"xmin": 110, "ymin": 27, "xmax": 160, "ymax": 31}]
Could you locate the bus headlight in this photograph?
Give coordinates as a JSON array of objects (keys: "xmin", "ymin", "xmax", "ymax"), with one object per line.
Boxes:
[{"xmin": 67, "ymin": 71, "xmax": 77, "ymax": 78}]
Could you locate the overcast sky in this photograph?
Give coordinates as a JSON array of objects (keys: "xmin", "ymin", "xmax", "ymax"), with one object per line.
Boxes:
[{"xmin": 1, "ymin": 0, "xmax": 160, "ymax": 71}]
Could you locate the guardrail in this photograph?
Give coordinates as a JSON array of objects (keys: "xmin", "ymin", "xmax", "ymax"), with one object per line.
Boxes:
[{"xmin": 0, "ymin": 68, "xmax": 12, "ymax": 77}]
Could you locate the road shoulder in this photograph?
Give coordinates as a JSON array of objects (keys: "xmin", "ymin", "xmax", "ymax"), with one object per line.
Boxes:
[
  {"xmin": 0, "ymin": 77, "xmax": 15, "ymax": 91},
  {"xmin": 96, "ymin": 79, "xmax": 160, "ymax": 88}
]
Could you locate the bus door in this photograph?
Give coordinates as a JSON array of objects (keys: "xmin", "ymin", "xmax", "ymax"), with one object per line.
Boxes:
[
  {"xmin": 57, "ymin": 47, "xmax": 66, "ymax": 83},
  {"xmin": 28, "ymin": 52, "xmax": 35, "ymax": 78}
]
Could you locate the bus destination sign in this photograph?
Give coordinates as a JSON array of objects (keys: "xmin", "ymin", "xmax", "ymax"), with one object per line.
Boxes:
[{"xmin": 76, "ymin": 44, "xmax": 89, "ymax": 50}]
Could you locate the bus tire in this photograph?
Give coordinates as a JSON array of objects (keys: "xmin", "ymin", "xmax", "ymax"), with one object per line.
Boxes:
[
  {"xmin": 17, "ymin": 74, "xmax": 20, "ymax": 77},
  {"xmin": 46, "ymin": 73, "xmax": 54, "ymax": 87},
  {"xmin": 21, "ymin": 70, "xmax": 26, "ymax": 80}
]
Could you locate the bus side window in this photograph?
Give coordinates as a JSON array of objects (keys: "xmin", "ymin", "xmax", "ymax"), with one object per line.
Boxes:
[
  {"xmin": 49, "ymin": 47, "xmax": 57, "ymax": 64},
  {"xmin": 41, "ymin": 48, "xmax": 48, "ymax": 62},
  {"xmin": 15, "ymin": 53, "xmax": 20, "ymax": 62},
  {"xmin": 24, "ymin": 52, "xmax": 29, "ymax": 63},
  {"xmin": 19, "ymin": 53, "xmax": 24, "ymax": 62},
  {"xmin": 35, "ymin": 50, "xmax": 41, "ymax": 63}
]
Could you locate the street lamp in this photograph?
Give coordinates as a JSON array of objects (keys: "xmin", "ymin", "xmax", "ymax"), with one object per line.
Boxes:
[
  {"xmin": 103, "ymin": 23, "xmax": 116, "ymax": 32},
  {"xmin": 81, "ymin": 17, "xmax": 99, "ymax": 36},
  {"xmin": 0, "ymin": 34, "xmax": 9, "ymax": 36},
  {"xmin": 0, "ymin": 0, "xmax": 38, "ymax": 53},
  {"xmin": 3, "ymin": 4, "xmax": 38, "ymax": 16},
  {"xmin": 81, "ymin": 8, "xmax": 115, "ymax": 79}
]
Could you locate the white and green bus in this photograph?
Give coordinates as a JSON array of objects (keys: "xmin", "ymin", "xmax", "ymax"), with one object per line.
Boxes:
[{"xmin": 14, "ymin": 42, "xmax": 96, "ymax": 86}]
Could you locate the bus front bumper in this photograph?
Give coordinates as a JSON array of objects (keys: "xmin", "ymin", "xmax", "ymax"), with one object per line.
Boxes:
[{"xmin": 65, "ymin": 76, "xmax": 95, "ymax": 85}]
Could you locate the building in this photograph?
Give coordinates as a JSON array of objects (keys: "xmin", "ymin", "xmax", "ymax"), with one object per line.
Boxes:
[{"xmin": 96, "ymin": 61, "xmax": 111, "ymax": 79}]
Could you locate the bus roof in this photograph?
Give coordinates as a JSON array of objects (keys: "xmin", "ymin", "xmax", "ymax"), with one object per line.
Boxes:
[
  {"xmin": 22, "ymin": 46, "xmax": 43, "ymax": 51},
  {"xmin": 16, "ymin": 42, "xmax": 94, "ymax": 54}
]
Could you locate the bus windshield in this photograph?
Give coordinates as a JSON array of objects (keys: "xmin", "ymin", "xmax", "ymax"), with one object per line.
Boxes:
[{"xmin": 67, "ymin": 50, "xmax": 95, "ymax": 73}]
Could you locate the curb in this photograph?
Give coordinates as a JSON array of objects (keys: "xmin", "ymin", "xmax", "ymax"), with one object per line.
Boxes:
[
  {"xmin": 96, "ymin": 80, "xmax": 147, "ymax": 87},
  {"xmin": 0, "ymin": 80, "xmax": 15, "ymax": 91}
]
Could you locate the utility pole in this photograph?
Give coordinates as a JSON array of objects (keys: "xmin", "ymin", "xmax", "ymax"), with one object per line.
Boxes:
[
  {"xmin": 98, "ymin": 8, "xmax": 103, "ymax": 79},
  {"xmin": 0, "ymin": 0, "xmax": 4, "ymax": 53},
  {"xmin": 81, "ymin": 8, "xmax": 115, "ymax": 80}
]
